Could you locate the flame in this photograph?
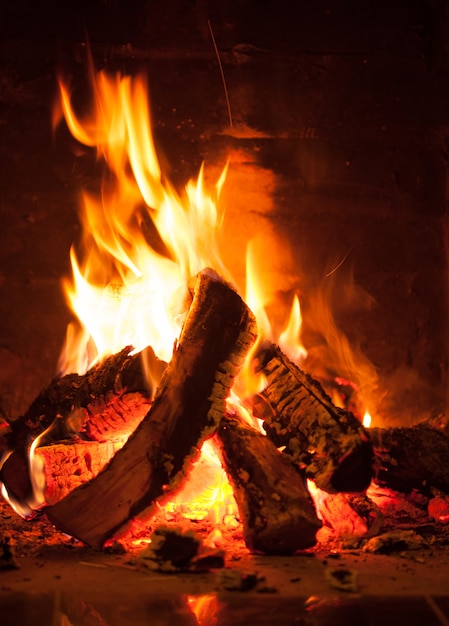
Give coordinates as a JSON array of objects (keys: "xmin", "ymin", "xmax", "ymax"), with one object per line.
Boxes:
[
  {"xmin": 362, "ymin": 410, "xmax": 372, "ymax": 428},
  {"xmin": 53, "ymin": 67, "xmax": 308, "ymax": 528},
  {"xmin": 56, "ymin": 69, "xmax": 229, "ymax": 374},
  {"xmin": 279, "ymin": 294, "xmax": 308, "ymax": 363},
  {"xmin": 1, "ymin": 425, "xmax": 51, "ymax": 517},
  {"xmin": 302, "ymin": 271, "xmax": 380, "ymax": 421},
  {"xmin": 162, "ymin": 439, "xmax": 237, "ymax": 524},
  {"xmin": 4, "ymin": 62, "xmax": 382, "ymax": 536},
  {"xmin": 236, "ymin": 239, "xmax": 307, "ymax": 400}
]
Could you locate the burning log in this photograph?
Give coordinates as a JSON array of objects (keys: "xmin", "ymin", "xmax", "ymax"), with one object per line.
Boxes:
[
  {"xmin": 44, "ymin": 269, "xmax": 257, "ymax": 549},
  {"xmin": 216, "ymin": 407, "xmax": 321, "ymax": 554},
  {"xmin": 370, "ymin": 423, "xmax": 449, "ymax": 495},
  {"xmin": 252, "ymin": 343, "xmax": 373, "ymax": 493},
  {"xmin": 37, "ymin": 440, "xmax": 124, "ymax": 506},
  {"xmin": 0, "ymin": 346, "xmax": 164, "ymax": 502},
  {"xmin": 6, "ymin": 345, "xmax": 165, "ymax": 448}
]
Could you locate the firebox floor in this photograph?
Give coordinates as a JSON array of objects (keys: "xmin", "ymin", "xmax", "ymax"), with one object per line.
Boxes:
[{"xmin": 1, "ymin": 503, "xmax": 449, "ymax": 625}]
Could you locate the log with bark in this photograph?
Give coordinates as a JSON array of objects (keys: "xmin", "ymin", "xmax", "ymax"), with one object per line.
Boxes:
[
  {"xmin": 370, "ymin": 422, "xmax": 449, "ymax": 495},
  {"xmin": 0, "ymin": 346, "xmax": 166, "ymax": 503},
  {"xmin": 44, "ymin": 269, "xmax": 257, "ymax": 549},
  {"xmin": 251, "ymin": 342, "xmax": 373, "ymax": 493},
  {"xmin": 215, "ymin": 406, "xmax": 322, "ymax": 554}
]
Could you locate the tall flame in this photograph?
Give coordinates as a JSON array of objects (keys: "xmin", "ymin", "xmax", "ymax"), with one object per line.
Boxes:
[
  {"xmin": 0, "ymin": 64, "xmax": 383, "ymax": 528},
  {"xmin": 55, "ymin": 69, "xmax": 229, "ymax": 374}
]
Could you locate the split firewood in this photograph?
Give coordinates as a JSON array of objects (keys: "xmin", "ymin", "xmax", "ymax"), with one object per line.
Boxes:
[
  {"xmin": 0, "ymin": 347, "xmax": 165, "ymax": 503},
  {"xmin": 215, "ymin": 406, "xmax": 321, "ymax": 554},
  {"xmin": 44, "ymin": 269, "xmax": 257, "ymax": 549},
  {"xmin": 6, "ymin": 344, "xmax": 166, "ymax": 448},
  {"xmin": 251, "ymin": 342, "xmax": 373, "ymax": 493},
  {"xmin": 370, "ymin": 423, "xmax": 449, "ymax": 495}
]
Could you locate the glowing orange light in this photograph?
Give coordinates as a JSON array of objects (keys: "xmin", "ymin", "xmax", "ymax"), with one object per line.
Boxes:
[
  {"xmin": 4, "ymin": 63, "xmax": 382, "ymax": 534},
  {"xmin": 186, "ymin": 594, "xmax": 220, "ymax": 626},
  {"xmin": 362, "ymin": 411, "xmax": 372, "ymax": 428},
  {"xmin": 55, "ymin": 70, "xmax": 230, "ymax": 375}
]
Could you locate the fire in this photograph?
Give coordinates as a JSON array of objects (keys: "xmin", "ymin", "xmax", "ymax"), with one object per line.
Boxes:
[
  {"xmin": 1, "ymin": 61, "xmax": 380, "ymax": 535},
  {"xmin": 55, "ymin": 69, "xmax": 229, "ymax": 375},
  {"xmin": 302, "ymin": 272, "xmax": 380, "ymax": 421},
  {"xmin": 1, "ymin": 424, "xmax": 50, "ymax": 518}
]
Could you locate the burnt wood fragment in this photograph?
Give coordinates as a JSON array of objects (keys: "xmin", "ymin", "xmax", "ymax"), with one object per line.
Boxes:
[
  {"xmin": 252, "ymin": 343, "xmax": 373, "ymax": 493},
  {"xmin": 216, "ymin": 407, "xmax": 321, "ymax": 554},
  {"xmin": 317, "ymin": 491, "xmax": 383, "ymax": 538},
  {"xmin": 44, "ymin": 269, "xmax": 257, "ymax": 549}
]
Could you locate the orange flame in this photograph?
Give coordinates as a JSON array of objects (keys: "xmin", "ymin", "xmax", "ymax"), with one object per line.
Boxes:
[
  {"xmin": 4, "ymin": 63, "xmax": 382, "ymax": 531},
  {"xmin": 49, "ymin": 67, "xmax": 313, "ymax": 529},
  {"xmin": 55, "ymin": 69, "xmax": 230, "ymax": 375},
  {"xmin": 302, "ymin": 270, "xmax": 380, "ymax": 422}
]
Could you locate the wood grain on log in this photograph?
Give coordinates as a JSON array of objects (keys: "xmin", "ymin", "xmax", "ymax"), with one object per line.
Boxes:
[
  {"xmin": 38, "ymin": 440, "xmax": 124, "ymax": 506},
  {"xmin": 252, "ymin": 343, "xmax": 373, "ymax": 493},
  {"xmin": 1, "ymin": 389, "xmax": 153, "ymax": 503},
  {"xmin": 216, "ymin": 407, "xmax": 321, "ymax": 554},
  {"xmin": 45, "ymin": 270, "xmax": 257, "ymax": 548}
]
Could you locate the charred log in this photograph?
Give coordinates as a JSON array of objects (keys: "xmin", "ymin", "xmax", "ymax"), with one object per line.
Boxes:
[
  {"xmin": 0, "ymin": 386, "xmax": 151, "ymax": 502},
  {"xmin": 6, "ymin": 345, "xmax": 165, "ymax": 450},
  {"xmin": 44, "ymin": 270, "xmax": 257, "ymax": 549},
  {"xmin": 216, "ymin": 407, "xmax": 321, "ymax": 554},
  {"xmin": 370, "ymin": 423, "xmax": 449, "ymax": 495},
  {"xmin": 251, "ymin": 343, "xmax": 373, "ymax": 493}
]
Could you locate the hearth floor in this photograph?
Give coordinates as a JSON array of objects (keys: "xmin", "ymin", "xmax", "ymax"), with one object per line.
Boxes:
[
  {"xmin": 1, "ymin": 502, "xmax": 449, "ymax": 625},
  {"xmin": 2, "ymin": 592, "xmax": 449, "ymax": 626}
]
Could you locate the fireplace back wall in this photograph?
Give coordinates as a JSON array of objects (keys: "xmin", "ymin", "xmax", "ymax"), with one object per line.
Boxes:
[{"xmin": 0, "ymin": 0, "xmax": 448, "ymax": 427}]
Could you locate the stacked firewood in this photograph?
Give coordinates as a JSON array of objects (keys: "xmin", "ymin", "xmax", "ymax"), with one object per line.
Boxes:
[{"xmin": 1, "ymin": 269, "xmax": 447, "ymax": 553}]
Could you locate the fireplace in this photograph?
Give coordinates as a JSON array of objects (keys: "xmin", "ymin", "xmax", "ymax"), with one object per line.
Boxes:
[{"xmin": 1, "ymin": 1, "xmax": 449, "ymax": 623}]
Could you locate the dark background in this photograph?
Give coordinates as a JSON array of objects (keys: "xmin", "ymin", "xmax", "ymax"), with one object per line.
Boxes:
[{"xmin": 1, "ymin": 0, "xmax": 448, "ymax": 426}]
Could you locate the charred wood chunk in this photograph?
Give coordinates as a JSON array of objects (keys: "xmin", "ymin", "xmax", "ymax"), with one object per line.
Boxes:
[
  {"xmin": 370, "ymin": 423, "xmax": 449, "ymax": 495},
  {"xmin": 216, "ymin": 408, "xmax": 321, "ymax": 554},
  {"xmin": 252, "ymin": 343, "xmax": 373, "ymax": 493},
  {"xmin": 39, "ymin": 440, "xmax": 125, "ymax": 506},
  {"xmin": 318, "ymin": 492, "xmax": 383, "ymax": 538},
  {"xmin": 45, "ymin": 269, "xmax": 257, "ymax": 549}
]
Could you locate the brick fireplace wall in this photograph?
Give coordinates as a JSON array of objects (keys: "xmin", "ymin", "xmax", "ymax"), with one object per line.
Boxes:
[{"xmin": 0, "ymin": 0, "xmax": 448, "ymax": 427}]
